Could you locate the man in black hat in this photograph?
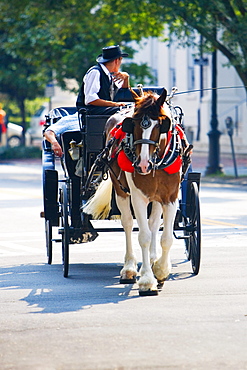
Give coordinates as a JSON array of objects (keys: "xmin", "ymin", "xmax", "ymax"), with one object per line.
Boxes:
[{"xmin": 76, "ymin": 45, "xmax": 130, "ymax": 115}]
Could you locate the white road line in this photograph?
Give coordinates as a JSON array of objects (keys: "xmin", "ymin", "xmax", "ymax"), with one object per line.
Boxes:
[{"xmin": 0, "ymin": 241, "xmax": 44, "ymax": 255}]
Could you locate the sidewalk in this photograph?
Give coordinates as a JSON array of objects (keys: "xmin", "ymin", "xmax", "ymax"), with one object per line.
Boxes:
[
  {"xmin": 1, "ymin": 151, "xmax": 247, "ymax": 186},
  {"xmin": 192, "ymin": 151, "xmax": 247, "ymax": 186}
]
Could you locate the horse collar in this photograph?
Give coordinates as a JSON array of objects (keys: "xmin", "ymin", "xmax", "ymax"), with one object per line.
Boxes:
[{"xmin": 140, "ymin": 114, "xmax": 151, "ymax": 129}]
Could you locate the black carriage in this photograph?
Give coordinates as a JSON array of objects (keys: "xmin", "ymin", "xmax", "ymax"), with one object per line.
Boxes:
[{"xmin": 41, "ymin": 87, "xmax": 201, "ymax": 278}]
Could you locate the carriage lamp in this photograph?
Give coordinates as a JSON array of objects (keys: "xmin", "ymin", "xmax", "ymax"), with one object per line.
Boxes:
[{"xmin": 69, "ymin": 139, "xmax": 80, "ymax": 160}]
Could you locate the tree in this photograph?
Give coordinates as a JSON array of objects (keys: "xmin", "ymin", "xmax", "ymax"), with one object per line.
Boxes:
[
  {"xmin": 97, "ymin": 0, "xmax": 247, "ymax": 90},
  {"xmin": 0, "ymin": 0, "xmax": 160, "ymax": 141}
]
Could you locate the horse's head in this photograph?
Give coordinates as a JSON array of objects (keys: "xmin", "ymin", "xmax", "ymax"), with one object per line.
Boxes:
[{"xmin": 122, "ymin": 88, "xmax": 171, "ymax": 175}]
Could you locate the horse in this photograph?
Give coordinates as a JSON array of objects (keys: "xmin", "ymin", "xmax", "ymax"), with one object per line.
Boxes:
[{"xmin": 84, "ymin": 88, "xmax": 186, "ymax": 295}]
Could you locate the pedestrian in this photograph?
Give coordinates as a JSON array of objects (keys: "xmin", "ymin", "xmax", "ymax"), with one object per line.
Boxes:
[
  {"xmin": 0, "ymin": 103, "xmax": 7, "ymax": 144},
  {"xmin": 76, "ymin": 45, "xmax": 130, "ymax": 115}
]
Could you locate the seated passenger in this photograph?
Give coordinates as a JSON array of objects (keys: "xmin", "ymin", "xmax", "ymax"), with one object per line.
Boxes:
[
  {"xmin": 44, "ymin": 112, "xmax": 79, "ymax": 157},
  {"xmin": 76, "ymin": 45, "xmax": 130, "ymax": 115}
]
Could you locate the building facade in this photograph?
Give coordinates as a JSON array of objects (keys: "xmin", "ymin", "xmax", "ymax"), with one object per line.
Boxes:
[{"xmin": 131, "ymin": 38, "xmax": 247, "ymax": 154}]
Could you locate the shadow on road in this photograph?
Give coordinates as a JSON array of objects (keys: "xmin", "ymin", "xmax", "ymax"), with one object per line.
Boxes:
[{"xmin": 0, "ymin": 259, "xmax": 194, "ymax": 314}]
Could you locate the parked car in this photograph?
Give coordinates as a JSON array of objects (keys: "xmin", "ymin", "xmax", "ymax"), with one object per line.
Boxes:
[
  {"xmin": 1, "ymin": 122, "xmax": 31, "ymax": 148},
  {"xmin": 27, "ymin": 103, "xmax": 48, "ymax": 143},
  {"xmin": 27, "ymin": 103, "xmax": 77, "ymax": 144},
  {"xmin": 7, "ymin": 122, "xmax": 31, "ymax": 147}
]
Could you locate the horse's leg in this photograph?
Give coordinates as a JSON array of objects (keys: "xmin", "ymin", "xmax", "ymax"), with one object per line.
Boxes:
[
  {"xmin": 148, "ymin": 201, "xmax": 162, "ymax": 265},
  {"xmin": 126, "ymin": 175, "xmax": 157, "ymax": 292},
  {"xmin": 115, "ymin": 193, "xmax": 137, "ymax": 283},
  {"xmin": 152, "ymin": 202, "xmax": 177, "ymax": 282}
]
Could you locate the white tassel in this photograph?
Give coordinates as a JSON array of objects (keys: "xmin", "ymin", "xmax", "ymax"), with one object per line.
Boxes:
[{"xmin": 83, "ymin": 176, "xmax": 112, "ymax": 220}]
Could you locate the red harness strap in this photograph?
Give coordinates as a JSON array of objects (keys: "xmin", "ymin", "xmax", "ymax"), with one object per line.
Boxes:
[{"xmin": 109, "ymin": 123, "xmax": 184, "ymax": 174}]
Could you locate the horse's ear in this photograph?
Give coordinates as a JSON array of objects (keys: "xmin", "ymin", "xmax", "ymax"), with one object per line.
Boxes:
[
  {"xmin": 130, "ymin": 88, "xmax": 140, "ymax": 101},
  {"xmin": 160, "ymin": 117, "xmax": 171, "ymax": 133},
  {"xmin": 156, "ymin": 88, "xmax": 167, "ymax": 107},
  {"xmin": 122, "ymin": 117, "xmax": 134, "ymax": 134}
]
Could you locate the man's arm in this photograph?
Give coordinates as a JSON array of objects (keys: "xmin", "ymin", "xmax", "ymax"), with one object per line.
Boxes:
[
  {"xmin": 43, "ymin": 130, "xmax": 63, "ymax": 157},
  {"xmin": 87, "ymin": 99, "xmax": 125, "ymax": 107}
]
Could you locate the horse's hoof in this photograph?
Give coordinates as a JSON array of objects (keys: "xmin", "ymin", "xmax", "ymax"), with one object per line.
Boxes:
[
  {"xmin": 155, "ymin": 274, "xmax": 170, "ymax": 289},
  {"xmin": 139, "ymin": 289, "xmax": 158, "ymax": 296},
  {"xmin": 157, "ymin": 280, "xmax": 164, "ymax": 290},
  {"xmin": 119, "ymin": 277, "xmax": 136, "ymax": 284}
]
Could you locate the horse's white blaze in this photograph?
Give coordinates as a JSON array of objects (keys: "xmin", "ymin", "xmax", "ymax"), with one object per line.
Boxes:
[{"xmin": 138, "ymin": 119, "xmax": 157, "ymax": 173}]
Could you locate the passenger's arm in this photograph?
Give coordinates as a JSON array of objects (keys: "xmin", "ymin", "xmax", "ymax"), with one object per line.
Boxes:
[{"xmin": 43, "ymin": 130, "xmax": 63, "ymax": 157}]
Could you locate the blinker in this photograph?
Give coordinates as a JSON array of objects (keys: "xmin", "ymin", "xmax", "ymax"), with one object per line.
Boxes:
[
  {"xmin": 122, "ymin": 117, "xmax": 134, "ymax": 134},
  {"xmin": 160, "ymin": 117, "xmax": 171, "ymax": 133}
]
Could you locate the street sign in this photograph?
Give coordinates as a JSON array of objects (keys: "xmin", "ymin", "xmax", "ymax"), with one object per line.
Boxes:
[{"xmin": 45, "ymin": 83, "xmax": 55, "ymax": 98}]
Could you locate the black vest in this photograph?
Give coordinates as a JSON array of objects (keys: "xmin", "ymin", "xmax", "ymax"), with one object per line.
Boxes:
[{"xmin": 76, "ymin": 64, "xmax": 115, "ymax": 109}]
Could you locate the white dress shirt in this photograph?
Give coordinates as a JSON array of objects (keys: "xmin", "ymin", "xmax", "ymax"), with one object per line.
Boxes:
[{"xmin": 83, "ymin": 63, "xmax": 123, "ymax": 105}]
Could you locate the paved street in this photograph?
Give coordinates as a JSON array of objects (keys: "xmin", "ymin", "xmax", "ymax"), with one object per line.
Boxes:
[{"xmin": 0, "ymin": 157, "xmax": 246, "ymax": 369}]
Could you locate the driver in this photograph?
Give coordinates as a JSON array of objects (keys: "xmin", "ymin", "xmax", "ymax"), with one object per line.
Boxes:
[{"xmin": 77, "ymin": 45, "xmax": 130, "ymax": 114}]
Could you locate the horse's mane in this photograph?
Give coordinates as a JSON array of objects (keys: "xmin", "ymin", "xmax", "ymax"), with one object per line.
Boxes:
[{"xmin": 134, "ymin": 91, "xmax": 166, "ymax": 119}]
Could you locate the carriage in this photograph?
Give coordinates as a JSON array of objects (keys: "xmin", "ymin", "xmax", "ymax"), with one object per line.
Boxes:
[{"xmin": 41, "ymin": 86, "xmax": 201, "ymax": 295}]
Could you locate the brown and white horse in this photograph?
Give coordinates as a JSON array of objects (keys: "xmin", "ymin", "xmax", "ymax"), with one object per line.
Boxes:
[{"xmin": 84, "ymin": 88, "xmax": 182, "ymax": 295}]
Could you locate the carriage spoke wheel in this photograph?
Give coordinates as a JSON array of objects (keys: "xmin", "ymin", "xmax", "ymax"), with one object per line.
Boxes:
[
  {"xmin": 45, "ymin": 219, "xmax": 52, "ymax": 265},
  {"xmin": 186, "ymin": 182, "xmax": 201, "ymax": 275},
  {"xmin": 61, "ymin": 184, "xmax": 70, "ymax": 278}
]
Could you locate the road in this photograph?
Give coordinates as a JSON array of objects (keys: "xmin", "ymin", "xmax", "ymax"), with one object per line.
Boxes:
[{"xmin": 0, "ymin": 159, "xmax": 246, "ymax": 370}]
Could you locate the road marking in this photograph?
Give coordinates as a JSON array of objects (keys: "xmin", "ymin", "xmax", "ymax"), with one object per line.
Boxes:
[
  {"xmin": 202, "ymin": 218, "xmax": 246, "ymax": 228},
  {"xmin": 0, "ymin": 241, "xmax": 44, "ymax": 254},
  {"xmin": 0, "ymin": 188, "xmax": 42, "ymax": 200}
]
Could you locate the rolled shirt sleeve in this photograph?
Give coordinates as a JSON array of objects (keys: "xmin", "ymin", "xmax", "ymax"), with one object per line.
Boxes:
[
  {"xmin": 83, "ymin": 69, "xmax": 101, "ymax": 105},
  {"xmin": 83, "ymin": 65, "xmax": 124, "ymax": 105},
  {"xmin": 45, "ymin": 113, "xmax": 80, "ymax": 138}
]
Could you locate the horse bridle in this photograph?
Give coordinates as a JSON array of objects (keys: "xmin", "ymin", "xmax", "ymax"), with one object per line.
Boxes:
[{"xmin": 132, "ymin": 114, "xmax": 166, "ymax": 148}]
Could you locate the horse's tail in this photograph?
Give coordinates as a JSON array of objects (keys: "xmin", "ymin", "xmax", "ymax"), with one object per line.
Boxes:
[{"xmin": 83, "ymin": 176, "xmax": 112, "ymax": 220}]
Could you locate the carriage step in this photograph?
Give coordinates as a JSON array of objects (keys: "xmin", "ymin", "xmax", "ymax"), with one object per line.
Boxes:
[
  {"xmin": 173, "ymin": 231, "xmax": 190, "ymax": 240},
  {"xmin": 53, "ymin": 238, "xmax": 62, "ymax": 242}
]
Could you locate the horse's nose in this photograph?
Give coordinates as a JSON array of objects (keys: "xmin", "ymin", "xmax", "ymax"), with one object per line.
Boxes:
[{"xmin": 134, "ymin": 158, "xmax": 152, "ymax": 174}]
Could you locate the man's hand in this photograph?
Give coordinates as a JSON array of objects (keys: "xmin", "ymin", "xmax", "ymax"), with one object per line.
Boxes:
[
  {"xmin": 51, "ymin": 141, "xmax": 63, "ymax": 157},
  {"xmin": 44, "ymin": 130, "xmax": 63, "ymax": 157},
  {"xmin": 112, "ymin": 72, "xmax": 129, "ymax": 82}
]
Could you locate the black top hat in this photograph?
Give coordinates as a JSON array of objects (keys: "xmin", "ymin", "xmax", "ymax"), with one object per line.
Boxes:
[{"xmin": 96, "ymin": 45, "xmax": 128, "ymax": 63}]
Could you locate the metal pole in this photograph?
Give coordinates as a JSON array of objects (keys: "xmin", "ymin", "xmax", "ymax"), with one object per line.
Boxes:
[
  {"xmin": 225, "ymin": 116, "xmax": 238, "ymax": 178},
  {"xmin": 229, "ymin": 135, "xmax": 238, "ymax": 178},
  {"xmin": 205, "ymin": 48, "xmax": 224, "ymax": 175}
]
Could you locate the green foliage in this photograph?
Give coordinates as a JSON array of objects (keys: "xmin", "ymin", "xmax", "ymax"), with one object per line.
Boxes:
[
  {"xmin": 122, "ymin": 63, "xmax": 157, "ymax": 86},
  {"xmin": 1, "ymin": 0, "xmax": 247, "ymax": 134},
  {"xmin": 0, "ymin": 146, "xmax": 42, "ymax": 160}
]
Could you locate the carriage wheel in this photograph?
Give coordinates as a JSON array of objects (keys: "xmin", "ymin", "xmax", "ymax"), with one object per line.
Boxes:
[
  {"xmin": 45, "ymin": 219, "xmax": 52, "ymax": 264},
  {"xmin": 185, "ymin": 181, "xmax": 201, "ymax": 275},
  {"xmin": 60, "ymin": 184, "xmax": 70, "ymax": 278}
]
